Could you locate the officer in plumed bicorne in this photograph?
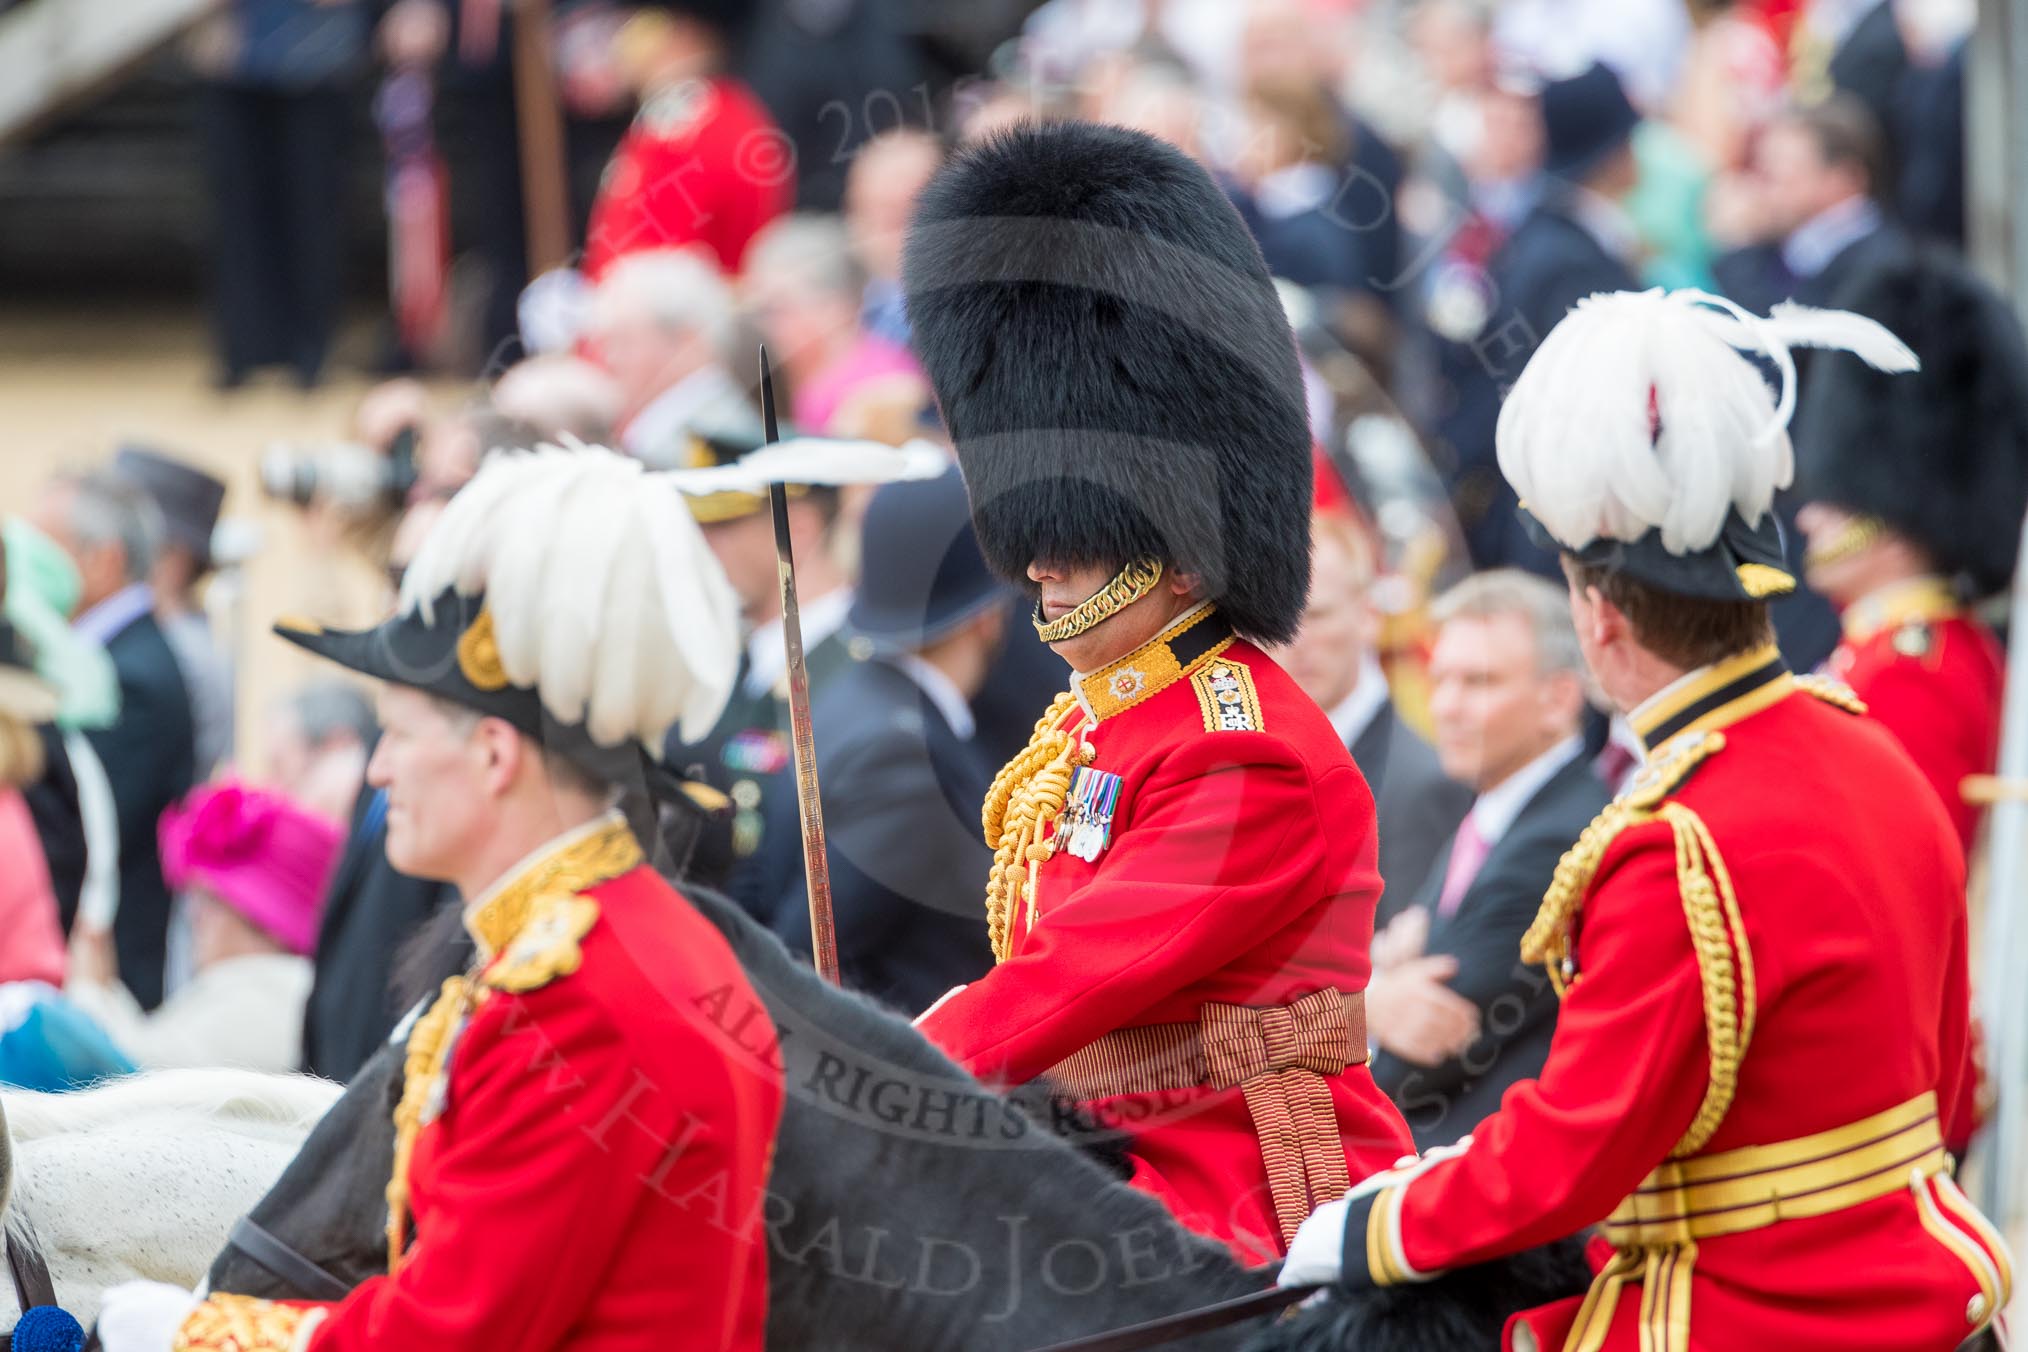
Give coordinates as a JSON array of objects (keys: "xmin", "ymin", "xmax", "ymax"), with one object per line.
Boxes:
[
  {"xmin": 98, "ymin": 448, "xmax": 783, "ymax": 1352},
  {"xmin": 1281, "ymin": 288, "xmax": 2012, "ymax": 1351}
]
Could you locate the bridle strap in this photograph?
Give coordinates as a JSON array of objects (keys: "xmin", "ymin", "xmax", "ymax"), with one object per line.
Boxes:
[
  {"xmin": 0, "ymin": 1211, "xmax": 61, "ymax": 1350},
  {"xmin": 224, "ymin": 1218, "xmax": 354, "ymax": 1303},
  {"xmin": 5, "ymin": 1217, "xmax": 57, "ymax": 1315}
]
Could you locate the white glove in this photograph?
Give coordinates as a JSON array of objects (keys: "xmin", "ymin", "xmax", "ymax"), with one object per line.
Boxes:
[
  {"xmin": 1277, "ymin": 1136, "xmax": 1476, "ymax": 1289},
  {"xmin": 96, "ymin": 1281, "xmax": 200, "ymax": 1352}
]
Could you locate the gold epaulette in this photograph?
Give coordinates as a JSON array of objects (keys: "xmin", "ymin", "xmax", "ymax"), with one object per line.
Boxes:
[
  {"xmin": 1794, "ymin": 672, "xmax": 1869, "ymax": 715},
  {"xmin": 482, "ymin": 891, "xmax": 601, "ymax": 995},
  {"xmin": 1520, "ymin": 730, "xmax": 1753, "ymax": 1156}
]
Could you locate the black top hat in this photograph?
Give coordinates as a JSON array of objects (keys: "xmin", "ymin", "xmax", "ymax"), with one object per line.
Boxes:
[
  {"xmin": 113, "ymin": 445, "xmax": 226, "ymax": 571},
  {"xmin": 1541, "ymin": 62, "xmax": 1640, "ymax": 183},
  {"xmin": 847, "ymin": 466, "xmax": 1007, "ymax": 654}
]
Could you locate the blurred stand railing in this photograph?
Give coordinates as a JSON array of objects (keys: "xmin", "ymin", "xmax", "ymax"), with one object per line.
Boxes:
[{"xmin": 0, "ymin": 0, "xmax": 221, "ymax": 146}]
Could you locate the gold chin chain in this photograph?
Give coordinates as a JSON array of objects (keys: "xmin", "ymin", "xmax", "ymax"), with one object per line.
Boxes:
[
  {"xmin": 1801, "ymin": 514, "xmax": 1887, "ymax": 570},
  {"xmin": 981, "ymin": 692, "xmax": 1090, "ymax": 960},
  {"xmin": 1033, "ymin": 559, "xmax": 1165, "ymax": 644}
]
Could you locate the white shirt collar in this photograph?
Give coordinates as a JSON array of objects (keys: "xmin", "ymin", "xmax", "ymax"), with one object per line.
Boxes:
[
  {"xmin": 1469, "ymin": 733, "xmax": 1583, "ymax": 845},
  {"xmin": 744, "ymin": 588, "xmax": 854, "ymax": 698},
  {"xmin": 888, "ymin": 653, "xmax": 976, "ymax": 741},
  {"xmin": 621, "ymin": 364, "xmax": 751, "ymax": 469},
  {"xmin": 460, "ymin": 809, "xmax": 625, "ymax": 923},
  {"xmin": 1325, "ymin": 654, "xmax": 1391, "ymax": 749},
  {"xmin": 73, "ymin": 582, "xmax": 155, "ymax": 646},
  {"xmin": 1782, "ymin": 196, "xmax": 1881, "ymax": 280},
  {"xmin": 1253, "ymin": 163, "xmax": 1338, "ymax": 222}
]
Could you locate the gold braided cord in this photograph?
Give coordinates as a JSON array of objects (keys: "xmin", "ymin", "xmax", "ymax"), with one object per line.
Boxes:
[
  {"xmin": 1033, "ymin": 558, "xmax": 1165, "ymax": 643},
  {"xmin": 981, "ymin": 692, "xmax": 1090, "ymax": 961},
  {"xmin": 388, "ymin": 975, "xmax": 476, "ymax": 1274},
  {"xmin": 1658, "ymin": 802, "xmax": 1754, "ymax": 1157},
  {"xmin": 1522, "ymin": 732, "xmax": 1729, "ymax": 994}
]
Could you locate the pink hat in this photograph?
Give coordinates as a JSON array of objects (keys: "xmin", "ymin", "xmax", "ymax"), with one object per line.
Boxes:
[{"xmin": 159, "ymin": 781, "xmax": 343, "ymax": 957}]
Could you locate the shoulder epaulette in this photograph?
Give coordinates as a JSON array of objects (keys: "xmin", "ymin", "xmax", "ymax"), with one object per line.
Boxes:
[
  {"xmin": 483, "ymin": 892, "xmax": 601, "ymax": 994},
  {"xmin": 1794, "ymin": 672, "xmax": 1869, "ymax": 715},
  {"xmin": 1191, "ymin": 657, "xmax": 1264, "ymax": 732}
]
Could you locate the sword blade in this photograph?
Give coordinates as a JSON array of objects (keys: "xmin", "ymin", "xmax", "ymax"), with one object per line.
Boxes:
[{"xmin": 761, "ymin": 347, "xmax": 841, "ymax": 985}]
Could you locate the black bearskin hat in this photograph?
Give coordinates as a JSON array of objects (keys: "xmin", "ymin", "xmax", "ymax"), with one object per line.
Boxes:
[
  {"xmin": 902, "ymin": 122, "xmax": 1313, "ymax": 644},
  {"xmin": 1794, "ymin": 251, "xmax": 2028, "ymax": 595}
]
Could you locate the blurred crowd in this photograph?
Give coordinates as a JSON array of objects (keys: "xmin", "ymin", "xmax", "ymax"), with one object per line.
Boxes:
[{"xmin": 0, "ymin": 0, "xmax": 2014, "ymax": 1153}]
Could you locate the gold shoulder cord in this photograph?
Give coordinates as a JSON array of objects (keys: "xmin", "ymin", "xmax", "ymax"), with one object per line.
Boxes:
[
  {"xmin": 1521, "ymin": 732, "xmax": 1753, "ymax": 1156},
  {"xmin": 387, "ymin": 975, "xmax": 476, "ymax": 1274},
  {"xmin": 981, "ymin": 692, "xmax": 1090, "ymax": 961}
]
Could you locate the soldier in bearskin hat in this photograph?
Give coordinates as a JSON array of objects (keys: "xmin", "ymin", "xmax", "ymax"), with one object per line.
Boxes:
[
  {"xmin": 1792, "ymin": 252, "xmax": 2028, "ymax": 859},
  {"xmin": 902, "ymin": 120, "xmax": 1415, "ymax": 1264},
  {"xmin": 1282, "ymin": 288, "xmax": 2010, "ymax": 1350},
  {"xmin": 98, "ymin": 447, "xmax": 783, "ymax": 1352}
]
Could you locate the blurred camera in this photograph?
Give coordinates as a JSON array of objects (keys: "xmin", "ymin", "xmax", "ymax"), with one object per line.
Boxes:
[{"xmin": 260, "ymin": 425, "xmax": 420, "ymax": 514}]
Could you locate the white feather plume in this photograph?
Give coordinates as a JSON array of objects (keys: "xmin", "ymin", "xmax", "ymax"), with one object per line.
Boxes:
[
  {"xmin": 1497, "ymin": 288, "xmax": 1920, "ymax": 556},
  {"xmin": 398, "ymin": 446, "xmax": 741, "ymax": 748}
]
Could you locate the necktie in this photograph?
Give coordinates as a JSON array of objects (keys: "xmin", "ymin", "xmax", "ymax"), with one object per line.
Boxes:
[{"xmin": 1435, "ymin": 812, "xmax": 1490, "ymax": 920}]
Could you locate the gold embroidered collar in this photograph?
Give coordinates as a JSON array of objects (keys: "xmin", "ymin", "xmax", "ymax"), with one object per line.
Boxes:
[
  {"xmin": 1629, "ymin": 642, "xmax": 1793, "ymax": 754},
  {"xmin": 462, "ymin": 811, "xmax": 642, "ymax": 961},
  {"xmin": 1840, "ymin": 576, "xmax": 1958, "ymax": 644},
  {"xmin": 1072, "ymin": 603, "xmax": 1234, "ymax": 723}
]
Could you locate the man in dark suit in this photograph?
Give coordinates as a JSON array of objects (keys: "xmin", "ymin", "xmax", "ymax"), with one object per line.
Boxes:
[
  {"xmin": 1434, "ymin": 63, "xmax": 1641, "ymax": 576},
  {"xmin": 1713, "ymin": 95, "xmax": 1910, "ymax": 670},
  {"xmin": 1368, "ymin": 569, "xmax": 1606, "ymax": 1149},
  {"xmin": 763, "ymin": 467, "xmax": 1001, "ymax": 1014},
  {"xmin": 32, "ymin": 472, "xmax": 197, "ymax": 1010},
  {"xmin": 1274, "ymin": 508, "xmax": 1471, "ymax": 920}
]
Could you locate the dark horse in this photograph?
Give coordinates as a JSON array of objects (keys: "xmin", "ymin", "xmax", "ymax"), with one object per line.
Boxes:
[{"xmin": 207, "ymin": 884, "xmax": 1588, "ymax": 1349}]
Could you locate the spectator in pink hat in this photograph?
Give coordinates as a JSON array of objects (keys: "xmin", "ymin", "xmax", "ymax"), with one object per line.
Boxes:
[{"xmin": 67, "ymin": 781, "xmax": 341, "ymax": 1072}]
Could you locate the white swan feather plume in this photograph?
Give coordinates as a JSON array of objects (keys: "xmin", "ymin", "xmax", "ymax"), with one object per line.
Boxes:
[
  {"xmin": 398, "ymin": 445, "xmax": 740, "ymax": 748},
  {"xmin": 1497, "ymin": 288, "xmax": 1918, "ymax": 556}
]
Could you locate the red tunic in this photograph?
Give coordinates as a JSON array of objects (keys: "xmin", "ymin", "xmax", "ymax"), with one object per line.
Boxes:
[
  {"xmin": 918, "ymin": 606, "xmax": 1413, "ymax": 1265},
  {"xmin": 1335, "ymin": 649, "xmax": 2009, "ymax": 1351},
  {"xmin": 1826, "ymin": 579, "xmax": 2002, "ymax": 1157},
  {"xmin": 1825, "ymin": 577, "xmax": 2005, "ymax": 857},
  {"xmin": 174, "ymin": 820, "xmax": 784, "ymax": 1352},
  {"xmin": 583, "ymin": 75, "xmax": 791, "ymax": 279}
]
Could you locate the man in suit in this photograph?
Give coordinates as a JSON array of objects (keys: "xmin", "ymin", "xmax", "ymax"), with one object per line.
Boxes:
[
  {"xmin": 1275, "ymin": 508, "xmax": 1471, "ymax": 922},
  {"xmin": 1368, "ymin": 568, "xmax": 1605, "ymax": 1150},
  {"xmin": 764, "ymin": 468, "xmax": 1002, "ymax": 1014},
  {"xmin": 33, "ymin": 472, "xmax": 197, "ymax": 1010},
  {"xmin": 1713, "ymin": 94, "xmax": 1910, "ymax": 671},
  {"xmin": 1435, "ymin": 62, "xmax": 1640, "ymax": 575}
]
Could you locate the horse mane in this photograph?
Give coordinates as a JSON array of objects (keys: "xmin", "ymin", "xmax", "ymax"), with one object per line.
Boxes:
[{"xmin": 2, "ymin": 1069, "xmax": 342, "ymax": 1144}]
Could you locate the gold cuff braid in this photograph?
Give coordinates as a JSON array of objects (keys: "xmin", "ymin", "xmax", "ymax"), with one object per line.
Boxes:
[
  {"xmin": 1033, "ymin": 559, "xmax": 1164, "ymax": 643},
  {"xmin": 174, "ymin": 1294, "xmax": 327, "ymax": 1352}
]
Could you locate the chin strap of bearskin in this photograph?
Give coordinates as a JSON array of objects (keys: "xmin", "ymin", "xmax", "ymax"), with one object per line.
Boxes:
[{"xmin": 1033, "ymin": 559, "xmax": 1165, "ymax": 643}]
